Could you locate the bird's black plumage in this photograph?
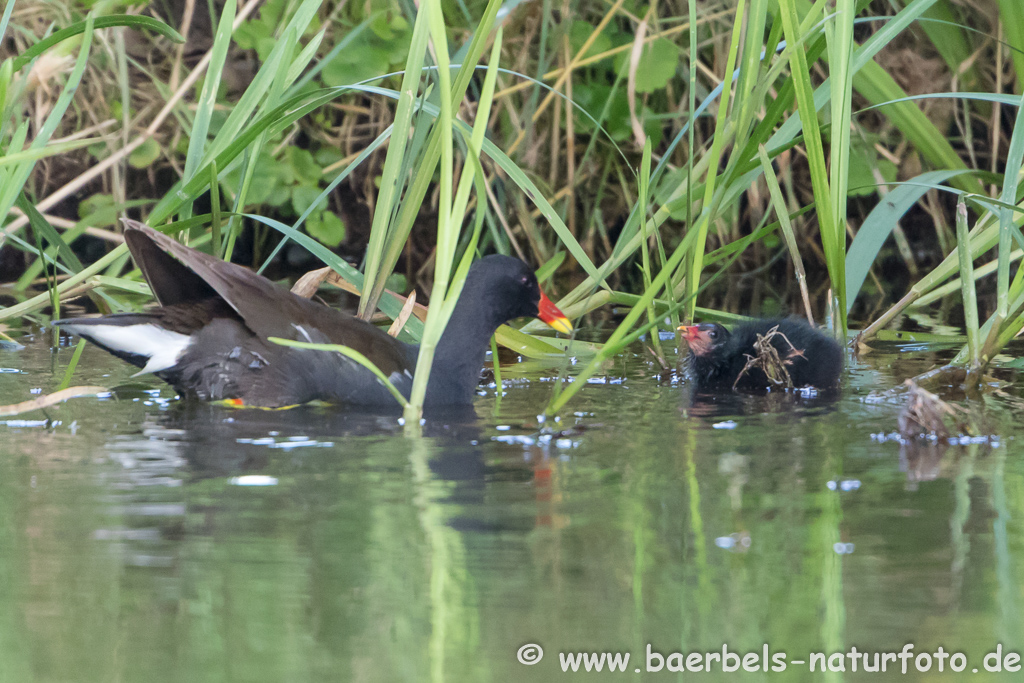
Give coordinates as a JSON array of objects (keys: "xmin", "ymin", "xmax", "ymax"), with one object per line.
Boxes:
[
  {"xmin": 681, "ymin": 318, "xmax": 843, "ymax": 391},
  {"xmin": 55, "ymin": 221, "xmax": 571, "ymax": 408}
]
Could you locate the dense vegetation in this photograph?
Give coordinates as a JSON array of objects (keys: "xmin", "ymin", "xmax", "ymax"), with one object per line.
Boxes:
[{"xmin": 1, "ymin": 0, "xmax": 1023, "ymax": 415}]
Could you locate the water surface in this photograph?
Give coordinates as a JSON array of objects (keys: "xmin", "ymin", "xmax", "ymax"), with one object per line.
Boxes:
[{"xmin": 1, "ymin": 331, "xmax": 1022, "ymax": 681}]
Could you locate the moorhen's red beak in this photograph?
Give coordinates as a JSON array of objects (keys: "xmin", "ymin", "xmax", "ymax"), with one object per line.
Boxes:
[
  {"xmin": 678, "ymin": 325, "xmax": 700, "ymax": 342},
  {"xmin": 537, "ymin": 291, "xmax": 573, "ymax": 334}
]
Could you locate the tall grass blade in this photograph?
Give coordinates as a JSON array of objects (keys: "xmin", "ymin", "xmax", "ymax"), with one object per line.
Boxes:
[
  {"xmin": 955, "ymin": 199, "xmax": 980, "ymax": 370},
  {"xmin": 778, "ymin": 0, "xmax": 840, "ymax": 331},
  {"xmin": 210, "ymin": 161, "xmax": 222, "ymax": 255},
  {"xmin": 978, "ymin": 87, "xmax": 1024, "ymax": 359},
  {"xmin": 0, "ymin": 14, "xmax": 94, "ymax": 239},
  {"xmin": 845, "ymin": 170, "xmax": 975, "ymax": 312},
  {"xmin": 15, "ymin": 192, "xmax": 83, "ymax": 273},
  {"xmin": 180, "ymin": 0, "xmax": 236, "ymax": 223},
  {"xmin": 733, "ymin": 0, "xmax": 770, "ymax": 151},
  {"xmin": 758, "ymin": 146, "xmax": 813, "ymax": 323},
  {"xmin": 827, "ymin": 0, "xmax": 855, "ymax": 251},
  {"xmin": 357, "ymin": 3, "xmax": 432, "ymax": 320},
  {"xmin": 406, "ymin": 14, "xmax": 505, "ymax": 420},
  {"xmin": 637, "ymin": 139, "xmax": 664, "ymax": 359},
  {"xmin": 0, "ymin": 0, "xmax": 15, "ymax": 44},
  {"xmin": 58, "ymin": 339, "xmax": 87, "ymax": 391},
  {"xmin": 406, "ymin": 0, "xmax": 457, "ymax": 420},
  {"xmin": 360, "ymin": 0, "xmax": 504, "ymax": 318},
  {"xmin": 685, "ymin": 0, "xmax": 745, "ymax": 321},
  {"xmin": 997, "ymin": 0, "xmax": 1024, "ymax": 92},
  {"xmin": 995, "ymin": 90, "xmax": 1024, "ymax": 320},
  {"xmin": 11, "ymin": 15, "xmax": 183, "ymax": 73}
]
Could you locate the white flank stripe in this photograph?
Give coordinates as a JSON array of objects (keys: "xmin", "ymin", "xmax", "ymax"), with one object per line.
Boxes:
[{"xmin": 62, "ymin": 323, "xmax": 191, "ymax": 374}]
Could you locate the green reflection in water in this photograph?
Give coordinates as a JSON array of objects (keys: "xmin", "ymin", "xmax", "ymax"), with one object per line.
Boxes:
[{"xmin": 0, "ymin": 340, "xmax": 1022, "ymax": 681}]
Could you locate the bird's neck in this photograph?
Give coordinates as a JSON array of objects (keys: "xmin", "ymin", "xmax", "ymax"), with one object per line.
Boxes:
[
  {"xmin": 689, "ymin": 351, "xmax": 726, "ymax": 384},
  {"xmin": 424, "ymin": 286, "xmax": 500, "ymax": 405}
]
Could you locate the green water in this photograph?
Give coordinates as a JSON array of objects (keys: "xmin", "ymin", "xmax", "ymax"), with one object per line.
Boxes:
[{"xmin": 1, "ymin": 331, "xmax": 1022, "ymax": 681}]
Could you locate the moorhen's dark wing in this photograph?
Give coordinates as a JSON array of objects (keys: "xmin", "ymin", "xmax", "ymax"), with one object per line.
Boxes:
[
  {"xmin": 126, "ymin": 222, "xmax": 410, "ymax": 378},
  {"xmin": 123, "ymin": 227, "xmax": 219, "ymax": 306},
  {"xmin": 55, "ymin": 222, "xmax": 414, "ymax": 407}
]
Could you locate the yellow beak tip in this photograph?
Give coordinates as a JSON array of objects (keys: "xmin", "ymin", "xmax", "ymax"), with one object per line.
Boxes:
[{"xmin": 548, "ymin": 317, "xmax": 574, "ymax": 335}]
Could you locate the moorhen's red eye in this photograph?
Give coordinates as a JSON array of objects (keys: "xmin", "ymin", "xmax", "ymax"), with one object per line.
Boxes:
[
  {"xmin": 709, "ymin": 330, "xmax": 718, "ymax": 339},
  {"xmin": 520, "ymin": 275, "xmax": 529, "ymax": 284}
]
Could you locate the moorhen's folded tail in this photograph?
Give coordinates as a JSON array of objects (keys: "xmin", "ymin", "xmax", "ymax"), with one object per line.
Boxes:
[{"xmin": 55, "ymin": 312, "xmax": 192, "ymax": 374}]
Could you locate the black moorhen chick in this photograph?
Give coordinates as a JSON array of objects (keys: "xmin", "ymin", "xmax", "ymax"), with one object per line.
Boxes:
[
  {"xmin": 55, "ymin": 222, "xmax": 572, "ymax": 408},
  {"xmin": 679, "ymin": 318, "xmax": 843, "ymax": 391}
]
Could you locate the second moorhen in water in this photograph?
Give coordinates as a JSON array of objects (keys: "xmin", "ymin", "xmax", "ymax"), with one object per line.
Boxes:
[
  {"xmin": 55, "ymin": 222, "xmax": 572, "ymax": 408},
  {"xmin": 679, "ymin": 318, "xmax": 843, "ymax": 391}
]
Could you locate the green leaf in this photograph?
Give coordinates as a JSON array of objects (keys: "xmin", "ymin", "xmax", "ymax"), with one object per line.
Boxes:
[
  {"xmin": 569, "ymin": 21, "xmax": 613, "ymax": 60},
  {"xmin": 847, "ymin": 138, "xmax": 897, "ymax": 198},
  {"xmin": 390, "ymin": 15, "xmax": 409, "ymax": 34},
  {"xmin": 614, "ymin": 38, "xmax": 678, "ymax": 93},
  {"xmin": 494, "ymin": 325, "xmax": 566, "ymax": 359},
  {"xmin": 78, "ymin": 193, "xmax": 115, "ymax": 220},
  {"xmin": 223, "ymin": 151, "xmax": 287, "ymax": 207},
  {"xmin": 287, "ymin": 147, "xmax": 321, "ymax": 184},
  {"xmin": 320, "ymin": 27, "xmax": 407, "ymax": 87},
  {"xmin": 128, "ymin": 137, "xmax": 161, "ymax": 169},
  {"xmin": 234, "ymin": 19, "xmax": 270, "ymax": 50},
  {"xmin": 574, "ymin": 83, "xmax": 630, "ymax": 140},
  {"xmin": 315, "ymin": 147, "xmax": 345, "ymax": 167},
  {"xmin": 306, "ymin": 210, "xmax": 345, "ymax": 247},
  {"xmin": 292, "ymin": 184, "xmax": 326, "ymax": 215},
  {"xmin": 267, "ymin": 184, "xmax": 291, "ymax": 208},
  {"xmin": 370, "ymin": 12, "xmax": 402, "ymax": 40},
  {"xmin": 536, "ymin": 252, "xmax": 565, "ymax": 284}
]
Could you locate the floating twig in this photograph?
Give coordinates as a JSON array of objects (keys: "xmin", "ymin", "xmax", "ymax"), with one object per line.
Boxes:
[
  {"xmin": 733, "ymin": 325, "xmax": 803, "ymax": 389},
  {"xmin": 0, "ymin": 385, "xmax": 107, "ymax": 416}
]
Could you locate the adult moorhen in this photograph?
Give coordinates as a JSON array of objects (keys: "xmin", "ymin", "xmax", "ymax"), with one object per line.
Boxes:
[
  {"xmin": 55, "ymin": 222, "xmax": 573, "ymax": 408},
  {"xmin": 679, "ymin": 318, "xmax": 843, "ymax": 391}
]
